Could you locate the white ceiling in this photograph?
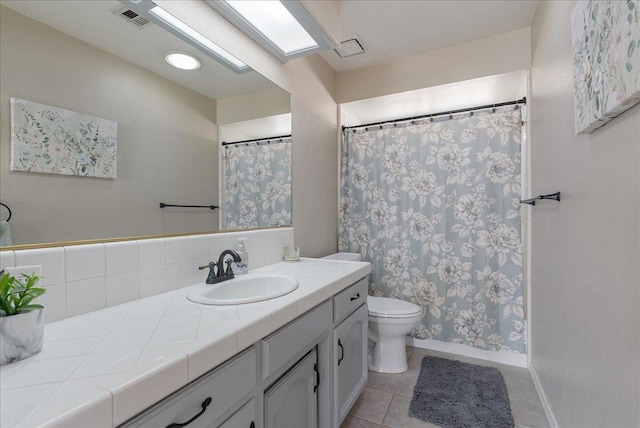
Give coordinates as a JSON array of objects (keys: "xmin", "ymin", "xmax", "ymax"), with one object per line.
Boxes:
[
  {"xmin": 320, "ymin": 0, "xmax": 539, "ymax": 72},
  {"xmin": 3, "ymin": 0, "xmax": 539, "ymax": 92},
  {"xmin": 2, "ymin": 0, "xmax": 276, "ymax": 100}
]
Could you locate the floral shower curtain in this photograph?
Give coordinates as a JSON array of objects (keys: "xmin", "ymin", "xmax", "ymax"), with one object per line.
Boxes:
[
  {"xmin": 339, "ymin": 106, "xmax": 526, "ymax": 354},
  {"xmin": 224, "ymin": 137, "xmax": 292, "ymax": 229}
]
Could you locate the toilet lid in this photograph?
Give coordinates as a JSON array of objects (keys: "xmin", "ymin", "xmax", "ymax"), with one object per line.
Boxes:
[{"xmin": 368, "ymin": 296, "xmax": 421, "ymax": 317}]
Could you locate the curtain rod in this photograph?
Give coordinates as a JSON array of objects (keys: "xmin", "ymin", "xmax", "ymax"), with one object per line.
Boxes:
[
  {"xmin": 342, "ymin": 97, "xmax": 526, "ymax": 131},
  {"xmin": 222, "ymin": 134, "xmax": 292, "ymax": 146}
]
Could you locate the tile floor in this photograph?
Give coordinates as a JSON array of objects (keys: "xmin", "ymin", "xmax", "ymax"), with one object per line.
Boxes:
[{"xmin": 341, "ymin": 346, "xmax": 549, "ymax": 428}]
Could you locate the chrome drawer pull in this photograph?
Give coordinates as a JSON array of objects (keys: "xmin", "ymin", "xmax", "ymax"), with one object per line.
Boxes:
[
  {"xmin": 350, "ymin": 293, "xmax": 360, "ymax": 301},
  {"xmin": 166, "ymin": 397, "xmax": 212, "ymax": 428}
]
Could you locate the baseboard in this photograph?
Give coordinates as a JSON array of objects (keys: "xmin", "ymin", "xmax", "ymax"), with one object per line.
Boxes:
[
  {"xmin": 528, "ymin": 362, "xmax": 559, "ymax": 428},
  {"xmin": 406, "ymin": 337, "xmax": 528, "ymax": 368}
]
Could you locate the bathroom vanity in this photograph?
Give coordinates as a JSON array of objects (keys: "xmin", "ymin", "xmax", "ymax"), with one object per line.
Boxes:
[{"xmin": 1, "ymin": 259, "xmax": 370, "ymax": 428}]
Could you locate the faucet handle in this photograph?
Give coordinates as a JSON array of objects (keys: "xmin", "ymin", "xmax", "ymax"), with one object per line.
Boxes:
[
  {"xmin": 198, "ymin": 261, "xmax": 217, "ymax": 271},
  {"xmin": 224, "ymin": 259, "xmax": 234, "ymax": 276},
  {"xmin": 199, "ymin": 262, "xmax": 219, "ymax": 284}
]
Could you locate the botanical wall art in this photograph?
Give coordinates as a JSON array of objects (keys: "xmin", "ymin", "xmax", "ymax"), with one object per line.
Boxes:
[
  {"xmin": 10, "ymin": 98, "xmax": 117, "ymax": 178},
  {"xmin": 571, "ymin": 0, "xmax": 640, "ymax": 134}
]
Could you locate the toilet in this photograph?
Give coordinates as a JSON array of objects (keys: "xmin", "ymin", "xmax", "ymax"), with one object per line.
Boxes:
[
  {"xmin": 322, "ymin": 252, "xmax": 422, "ymax": 373},
  {"xmin": 367, "ymin": 296, "xmax": 421, "ymax": 373}
]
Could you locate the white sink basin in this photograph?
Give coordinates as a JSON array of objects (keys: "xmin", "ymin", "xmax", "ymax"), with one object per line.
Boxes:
[{"xmin": 186, "ymin": 274, "xmax": 299, "ymax": 305}]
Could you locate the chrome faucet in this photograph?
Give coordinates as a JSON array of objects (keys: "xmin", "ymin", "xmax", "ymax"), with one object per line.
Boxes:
[{"xmin": 198, "ymin": 249, "xmax": 242, "ymax": 284}]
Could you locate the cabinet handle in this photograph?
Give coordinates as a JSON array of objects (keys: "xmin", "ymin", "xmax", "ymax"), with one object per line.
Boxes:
[
  {"xmin": 250, "ymin": 423, "xmax": 255, "ymax": 428},
  {"xmin": 313, "ymin": 363, "xmax": 320, "ymax": 393},
  {"xmin": 350, "ymin": 293, "xmax": 360, "ymax": 301},
  {"xmin": 338, "ymin": 339, "xmax": 344, "ymax": 366},
  {"xmin": 166, "ymin": 397, "xmax": 212, "ymax": 428}
]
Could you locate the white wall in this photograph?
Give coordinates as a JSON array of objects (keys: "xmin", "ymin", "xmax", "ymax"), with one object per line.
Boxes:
[
  {"xmin": 340, "ymin": 71, "xmax": 527, "ymax": 125},
  {"xmin": 216, "ymin": 86, "xmax": 291, "ymax": 126},
  {"xmin": 530, "ymin": 1, "xmax": 640, "ymax": 427},
  {"xmin": 0, "ymin": 7, "xmax": 219, "ymax": 245},
  {"xmin": 337, "ymin": 27, "xmax": 531, "ymax": 104}
]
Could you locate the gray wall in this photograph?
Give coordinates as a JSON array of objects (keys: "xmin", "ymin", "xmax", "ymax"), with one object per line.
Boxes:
[
  {"xmin": 0, "ymin": 7, "xmax": 219, "ymax": 245},
  {"xmin": 530, "ymin": 1, "xmax": 640, "ymax": 427}
]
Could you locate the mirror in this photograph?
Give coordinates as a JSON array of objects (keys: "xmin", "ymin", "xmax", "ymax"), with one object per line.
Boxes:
[{"xmin": 0, "ymin": 0, "xmax": 292, "ymax": 246}]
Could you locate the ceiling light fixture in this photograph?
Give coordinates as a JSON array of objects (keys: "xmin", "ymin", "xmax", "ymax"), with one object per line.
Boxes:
[
  {"xmin": 123, "ymin": 3, "xmax": 251, "ymax": 74},
  {"xmin": 206, "ymin": 0, "xmax": 333, "ymax": 63},
  {"xmin": 164, "ymin": 51, "xmax": 201, "ymax": 70},
  {"xmin": 149, "ymin": 6, "xmax": 250, "ymax": 73}
]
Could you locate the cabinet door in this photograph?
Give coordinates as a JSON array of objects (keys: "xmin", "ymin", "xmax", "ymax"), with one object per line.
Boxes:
[
  {"xmin": 333, "ymin": 304, "xmax": 368, "ymax": 425},
  {"xmin": 264, "ymin": 349, "xmax": 318, "ymax": 428},
  {"xmin": 218, "ymin": 399, "xmax": 256, "ymax": 428}
]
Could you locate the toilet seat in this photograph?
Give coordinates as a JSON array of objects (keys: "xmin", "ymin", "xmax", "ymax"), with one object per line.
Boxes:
[{"xmin": 368, "ymin": 296, "xmax": 421, "ymax": 319}]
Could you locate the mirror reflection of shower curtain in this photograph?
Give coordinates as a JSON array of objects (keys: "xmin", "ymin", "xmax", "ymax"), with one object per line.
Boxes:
[
  {"xmin": 339, "ymin": 106, "xmax": 526, "ymax": 354},
  {"xmin": 224, "ymin": 137, "xmax": 292, "ymax": 229}
]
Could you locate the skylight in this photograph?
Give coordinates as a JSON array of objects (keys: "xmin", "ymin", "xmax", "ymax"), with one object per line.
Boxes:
[
  {"xmin": 224, "ymin": 1, "xmax": 318, "ymax": 54},
  {"xmin": 206, "ymin": 0, "xmax": 332, "ymax": 63}
]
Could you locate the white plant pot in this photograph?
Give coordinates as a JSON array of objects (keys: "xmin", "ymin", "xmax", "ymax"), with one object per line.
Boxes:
[{"xmin": 0, "ymin": 309, "xmax": 44, "ymax": 365}]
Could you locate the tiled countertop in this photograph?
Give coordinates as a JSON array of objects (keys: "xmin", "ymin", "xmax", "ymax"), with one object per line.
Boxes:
[{"xmin": 0, "ymin": 258, "xmax": 371, "ymax": 428}]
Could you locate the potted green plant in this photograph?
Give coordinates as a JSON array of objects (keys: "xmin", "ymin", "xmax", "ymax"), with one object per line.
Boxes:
[{"xmin": 0, "ymin": 269, "xmax": 46, "ymax": 365}]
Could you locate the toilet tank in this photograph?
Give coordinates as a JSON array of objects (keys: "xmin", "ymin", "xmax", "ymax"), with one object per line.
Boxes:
[{"xmin": 321, "ymin": 252, "xmax": 362, "ymax": 261}]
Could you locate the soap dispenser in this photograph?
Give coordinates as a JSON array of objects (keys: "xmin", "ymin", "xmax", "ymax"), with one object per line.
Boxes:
[{"xmin": 234, "ymin": 238, "xmax": 249, "ymax": 274}]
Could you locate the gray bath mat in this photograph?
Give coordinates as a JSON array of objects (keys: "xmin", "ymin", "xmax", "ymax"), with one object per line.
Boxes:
[{"xmin": 409, "ymin": 356, "xmax": 514, "ymax": 428}]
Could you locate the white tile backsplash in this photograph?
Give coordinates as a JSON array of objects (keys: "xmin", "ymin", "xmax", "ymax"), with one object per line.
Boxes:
[
  {"xmin": 7, "ymin": 228, "xmax": 293, "ymax": 323},
  {"xmin": 14, "ymin": 248, "xmax": 65, "ymax": 286},
  {"xmin": 137, "ymin": 239, "xmax": 164, "ymax": 269},
  {"xmin": 139, "ymin": 266, "xmax": 166, "ymax": 298},
  {"xmin": 66, "ymin": 277, "xmax": 106, "ymax": 317},
  {"xmin": 165, "ymin": 262, "xmax": 189, "ymax": 291},
  {"xmin": 0, "ymin": 251, "xmax": 14, "ymax": 269},
  {"xmin": 208, "ymin": 235, "xmax": 225, "ymax": 260},
  {"xmin": 188, "ymin": 235, "xmax": 209, "ymax": 260},
  {"xmin": 65, "ymin": 244, "xmax": 105, "ymax": 282},
  {"xmin": 164, "ymin": 237, "xmax": 188, "ymax": 265},
  {"xmin": 39, "ymin": 283, "xmax": 66, "ymax": 323},
  {"xmin": 105, "ymin": 242, "xmax": 138, "ymax": 275},
  {"xmin": 106, "ymin": 271, "xmax": 139, "ymax": 307}
]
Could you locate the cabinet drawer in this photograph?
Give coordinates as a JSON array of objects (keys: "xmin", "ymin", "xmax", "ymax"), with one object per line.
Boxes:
[
  {"xmin": 262, "ymin": 300, "xmax": 331, "ymax": 380},
  {"xmin": 123, "ymin": 348, "xmax": 256, "ymax": 428},
  {"xmin": 333, "ymin": 277, "xmax": 368, "ymax": 323}
]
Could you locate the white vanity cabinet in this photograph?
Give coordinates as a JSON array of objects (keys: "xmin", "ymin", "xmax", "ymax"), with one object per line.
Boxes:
[
  {"xmin": 332, "ymin": 278, "xmax": 369, "ymax": 426},
  {"xmin": 264, "ymin": 349, "xmax": 318, "ymax": 428},
  {"xmin": 333, "ymin": 304, "xmax": 368, "ymax": 425},
  {"xmin": 119, "ymin": 272, "xmax": 370, "ymax": 428}
]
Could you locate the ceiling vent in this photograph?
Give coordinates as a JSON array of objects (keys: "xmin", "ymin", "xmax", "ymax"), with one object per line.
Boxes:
[
  {"xmin": 334, "ymin": 34, "xmax": 366, "ymax": 58},
  {"xmin": 114, "ymin": 7, "xmax": 152, "ymax": 29}
]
